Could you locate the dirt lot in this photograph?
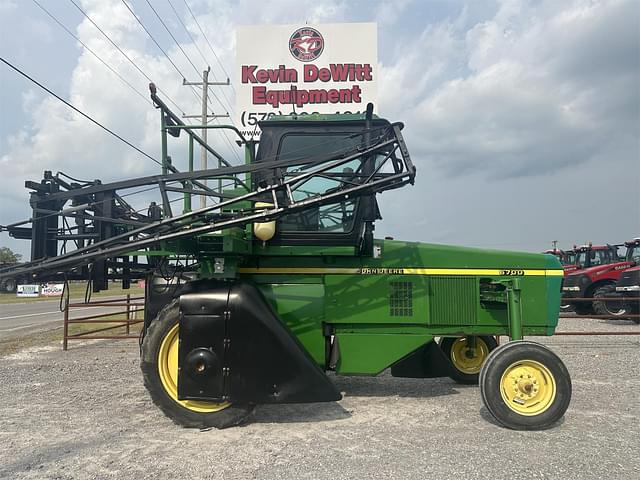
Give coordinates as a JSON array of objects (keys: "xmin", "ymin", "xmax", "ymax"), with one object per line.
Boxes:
[{"xmin": 1, "ymin": 318, "xmax": 638, "ymax": 480}]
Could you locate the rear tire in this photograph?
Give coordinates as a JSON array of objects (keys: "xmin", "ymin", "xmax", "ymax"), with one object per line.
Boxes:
[
  {"xmin": 559, "ymin": 302, "xmax": 574, "ymax": 312},
  {"xmin": 440, "ymin": 336, "xmax": 498, "ymax": 384},
  {"xmin": 140, "ymin": 299, "xmax": 254, "ymax": 428},
  {"xmin": 573, "ymin": 302, "xmax": 593, "ymax": 316},
  {"xmin": 593, "ymin": 285, "xmax": 626, "ymax": 316},
  {"xmin": 3, "ymin": 277, "xmax": 17, "ymax": 293},
  {"xmin": 480, "ymin": 341, "xmax": 571, "ymax": 430},
  {"xmin": 626, "ymin": 300, "xmax": 640, "ymax": 324}
]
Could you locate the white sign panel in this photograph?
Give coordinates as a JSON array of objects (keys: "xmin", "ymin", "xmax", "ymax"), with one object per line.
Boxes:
[
  {"xmin": 236, "ymin": 23, "xmax": 378, "ymax": 139},
  {"xmin": 17, "ymin": 284, "xmax": 40, "ymax": 298},
  {"xmin": 41, "ymin": 284, "xmax": 65, "ymax": 297}
]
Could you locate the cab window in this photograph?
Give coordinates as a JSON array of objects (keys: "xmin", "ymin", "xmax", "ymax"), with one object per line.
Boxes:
[{"xmin": 277, "ymin": 134, "xmax": 362, "ymax": 234}]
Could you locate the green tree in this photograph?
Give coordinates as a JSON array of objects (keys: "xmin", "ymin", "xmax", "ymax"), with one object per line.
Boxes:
[{"xmin": 0, "ymin": 247, "xmax": 22, "ymax": 264}]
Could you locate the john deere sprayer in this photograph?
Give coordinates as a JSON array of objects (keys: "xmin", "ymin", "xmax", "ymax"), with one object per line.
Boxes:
[{"xmin": 0, "ymin": 85, "xmax": 571, "ymax": 430}]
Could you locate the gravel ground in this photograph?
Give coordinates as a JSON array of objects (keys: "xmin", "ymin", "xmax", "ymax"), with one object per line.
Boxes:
[{"xmin": 0, "ymin": 318, "xmax": 638, "ymax": 480}]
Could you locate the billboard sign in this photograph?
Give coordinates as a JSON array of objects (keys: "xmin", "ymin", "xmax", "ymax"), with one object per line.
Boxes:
[{"xmin": 236, "ymin": 23, "xmax": 377, "ymax": 139}]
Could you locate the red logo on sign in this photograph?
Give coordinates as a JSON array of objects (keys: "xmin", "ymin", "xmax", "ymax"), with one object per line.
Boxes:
[{"xmin": 289, "ymin": 27, "xmax": 324, "ymax": 62}]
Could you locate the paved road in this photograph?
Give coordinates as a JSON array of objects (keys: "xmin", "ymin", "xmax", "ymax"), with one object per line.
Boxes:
[{"xmin": 0, "ymin": 297, "xmax": 133, "ymax": 335}]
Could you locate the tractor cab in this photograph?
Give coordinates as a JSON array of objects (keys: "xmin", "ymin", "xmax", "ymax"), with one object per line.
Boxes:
[
  {"xmin": 564, "ymin": 248, "xmax": 577, "ymax": 267},
  {"xmin": 573, "ymin": 243, "xmax": 621, "ymax": 269},
  {"xmin": 613, "ymin": 239, "xmax": 640, "ymax": 319},
  {"xmin": 623, "ymin": 238, "xmax": 640, "ymax": 264},
  {"xmin": 544, "ymin": 248, "xmax": 577, "ymax": 271},
  {"xmin": 251, "ymin": 113, "xmax": 394, "ymax": 251}
]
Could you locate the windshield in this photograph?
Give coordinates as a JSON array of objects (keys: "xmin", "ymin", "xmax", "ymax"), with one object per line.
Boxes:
[
  {"xmin": 627, "ymin": 245, "xmax": 640, "ymax": 264},
  {"xmin": 565, "ymin": 252, "xmax": 576, "ymax": 265},
  {"xmin": 275, "ymin": 132, "xmax": 391, "ymax": 234},
  {"xmin": 575, "ymin": 249, "xmax": 614, "ymax": 268}
]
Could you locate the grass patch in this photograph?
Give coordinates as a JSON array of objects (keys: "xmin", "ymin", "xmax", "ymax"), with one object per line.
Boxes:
[
  {"xmin": 0, "ymin": 312, "xmax": 145, "ymax": 356},
  {"xmin": 66, "ymin": 312, "xmax": 144, "ymax": 338},
  {"xmin": 0, "ymin": 328, "xmax": 63, "ymax": 356}
]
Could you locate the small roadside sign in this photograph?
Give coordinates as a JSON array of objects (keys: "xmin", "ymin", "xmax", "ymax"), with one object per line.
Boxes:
[{"xmin": 17, "ymin": 284, "xmax": 40, "ymax": 297}]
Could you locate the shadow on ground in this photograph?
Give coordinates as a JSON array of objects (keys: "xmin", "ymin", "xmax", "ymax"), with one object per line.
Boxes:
[
  {"xmin": 252, "ymin": 374, "xmax": 468, "ymax": 424},
  {"xmin": 333, "ymin": 373, "xmax": 466, "ymax": 398}
]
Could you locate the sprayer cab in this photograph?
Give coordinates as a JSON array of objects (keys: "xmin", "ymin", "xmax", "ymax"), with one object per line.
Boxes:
[{"xmin": 250, "ymin": 111, "xmax": 396, "ymax": 252}]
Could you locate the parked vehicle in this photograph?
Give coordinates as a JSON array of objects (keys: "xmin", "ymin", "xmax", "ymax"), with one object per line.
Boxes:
[
  {"xmin": 0, "ymin": 88, "xmax": 572, "ymax": 431},
  {"xmin": 545, "ymin": 248, "xmax": 578, "ymax": 273},
  {"xmin": 613, "ymin": 240, "xmax": 640, "ymax": 322},
  {"xmin": 0, "ymin": 261, "xmax": 26, "ymax": 292},
  {"xmin": 562, "ymin": 241, "xmax": 638, "ymax": 315}
]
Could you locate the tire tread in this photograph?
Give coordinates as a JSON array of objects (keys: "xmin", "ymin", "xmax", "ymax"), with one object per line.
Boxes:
[{"xmin": 140, "ymin": 299, "xmax": 254, "ymax": 429}]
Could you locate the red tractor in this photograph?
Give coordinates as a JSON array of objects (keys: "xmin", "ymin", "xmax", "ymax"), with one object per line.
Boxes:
[
  {"xmin": 545, "ymin": 247, "xmax": 578, "ymax": 274},
  {"xmin": 562, "ymin": 240, "xmax": 639, "ymax": 315},
  {"xmin": 612, "ymin": 239, "xmax": 640, "ymax": 322},
  {"xmin": 615, "ymin": 264, "xmax": 640, "ymax": 323}
]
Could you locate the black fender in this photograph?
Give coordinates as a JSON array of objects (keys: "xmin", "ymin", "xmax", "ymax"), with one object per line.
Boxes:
[{"xmin": 177, "ymin": 280, "xmax": 341, "ymax": 404}]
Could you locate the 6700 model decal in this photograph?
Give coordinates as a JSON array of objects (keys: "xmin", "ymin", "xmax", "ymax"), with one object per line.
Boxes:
[{"xmin": 500, "ymin": 269, "xmax": 525, "ymax": 276}]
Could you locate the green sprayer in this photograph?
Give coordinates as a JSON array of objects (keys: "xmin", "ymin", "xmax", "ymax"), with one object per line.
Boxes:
[{"xmin": 0, "ymin": 85, "xmax": 571, "ymax": 430}]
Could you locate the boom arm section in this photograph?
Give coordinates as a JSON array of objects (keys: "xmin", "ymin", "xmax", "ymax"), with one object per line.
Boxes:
[{"xmin": 0, "ymin": 92, "xmax": 415, "ymax": 287}]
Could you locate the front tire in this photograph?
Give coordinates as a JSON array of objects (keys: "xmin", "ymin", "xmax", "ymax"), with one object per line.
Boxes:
[
  {"xmin": 440, "ymin": 336, "xmax": 498, "ymax": 384},
  {"xmin": 593, "ymin": 285, "xmax": 626, "ymax": 316},
  {"xmin": 625, "ymin": 299, "xmax": 640, "ymax": 324},
  {"xmin": 559, "ymin": 302, "xmax": 574, "ymax": 312},
  {"xmin": 480, "ymin": 341, "xmax": 571, "ymax": 430},
  {"xmin": 140, "ymin": 299, "xmax": 254, "ymax": 428}
]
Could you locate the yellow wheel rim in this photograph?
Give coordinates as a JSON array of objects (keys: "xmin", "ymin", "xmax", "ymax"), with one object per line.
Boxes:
[
  {"xmin": 450, "ymin": 337, "xmax": 490, "ymax": 374},
  {"xmin": 500, "ymin": 360, "xmax": 556, "ymax": 416},
  {"xmin": 157, "ymin": 324, "xmax": 231, "ymax": 413}
]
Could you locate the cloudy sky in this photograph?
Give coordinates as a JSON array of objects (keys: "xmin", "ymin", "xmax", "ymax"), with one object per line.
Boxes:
[{"xmin": 0, "ymin": 0, "xmax": 638, "ymax": 260}]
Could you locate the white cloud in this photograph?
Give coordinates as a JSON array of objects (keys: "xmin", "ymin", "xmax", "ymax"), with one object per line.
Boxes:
[
  {"xmin": 0, "ymin": 0, "xmax": 638, "ymax": 257},
  {"xmin": 377, "ymin": 0, "xmax": 640, "ymax": 180},
  {"xmin": 0, "ymin": 0, "xmax": 16, "ymax": 14}
]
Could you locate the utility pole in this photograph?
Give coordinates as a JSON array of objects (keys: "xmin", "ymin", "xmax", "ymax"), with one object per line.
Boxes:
[{"xmin": 183, "ymin": 67, "xmax": 230, "ymax": 208}]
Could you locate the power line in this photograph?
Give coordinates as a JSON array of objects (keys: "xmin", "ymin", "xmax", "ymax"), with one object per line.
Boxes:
[
  {"xmin": 68, "ymin": 0, "xmax": 185, "ymax": 114},
  {"xmin": 166, "ymin": 0, "xmax": 207, "ymax": 68},
  {"xmin": 160, "ymin": 3, "xmax": 239, "ymax": 161},
  {"xmin": 119, "ymin": 0, "xmax": 203, "ymax": 108},
  {"xmin": 31, "ymin": 0, "xmax": 150, "ymax": 106},
  {"xmin": 166, "ymin": 0, "xmax": 235, "ymax": 115},
  {"xmin": 0, "ymin": 56, "xmax": 163, "ymax": 168},
  {"xmin": 121, "ymin": 0, "xmax": 240, "ymax": 163},
  {"xmin": 120, "ymin": 0, "xmax": 188, "ymax": 83},
  {"xmin": 182, "ymin": 0, "xmax": 236, "ymax": 95},
  {"xmin": 144, "ymin": 0, "xmax": 200, "ymax": 76},
  {"xmin": 143, "ymin": 0, "xmax": 229, "ymax": 115}
]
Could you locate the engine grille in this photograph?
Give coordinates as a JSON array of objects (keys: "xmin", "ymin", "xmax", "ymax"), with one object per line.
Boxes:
[
  {"xmin": 389, "ymin": 281, "xmax": 413, "ymax": 317},
  {"xmin": 429, "ymin": 276, "xmax": 478, "ymax": 325}
]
